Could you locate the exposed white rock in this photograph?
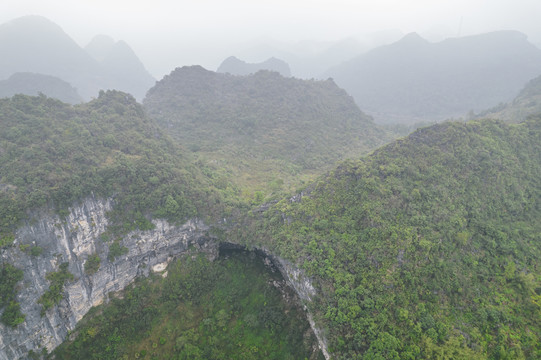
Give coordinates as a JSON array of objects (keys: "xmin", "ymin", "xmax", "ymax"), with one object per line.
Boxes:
[
  {"xmin": 152, "ymin": 260, "xmax": 169, "ymax": 273},
  {"xmin": 0, "ymin": 196, "xmax": 215, "ymax": 360},
  {"xmin": 256, "ymin": 247, "xmax": 330, "ymax": 360},
  {"xmin": 0, "ymin": 197, "xmax": 327, "ymax": 359}
]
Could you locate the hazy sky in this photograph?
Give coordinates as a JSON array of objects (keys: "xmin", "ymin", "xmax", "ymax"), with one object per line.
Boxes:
[{"xmin": 2, "ymin": 0, "xmax": 541, "ymax": 78}]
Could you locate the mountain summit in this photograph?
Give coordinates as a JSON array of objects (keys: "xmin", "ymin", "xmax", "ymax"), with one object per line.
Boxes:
[
  {"xmin": 86, "ymin": 36, "xmax": 156, "ymax": 100},
  {"xmin": 0, "ymin": 16, "xmax": 154, "ymax": 101},
  {"xmin": 217, "ymin": 56, "xmax": 291, "ymax": 77},
  {"xmin": 84, "ymin": 34, "xmax": 116, "ymax": 62}
]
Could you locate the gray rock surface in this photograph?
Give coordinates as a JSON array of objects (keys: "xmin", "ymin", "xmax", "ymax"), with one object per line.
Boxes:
[
  {"xmin": 0, "ymin": 196, "xmax": 328, "ymax": 359},
  {"xmin": 0, "ymin": 196, "xmax": 214, "ymax": 359},
  {"xmin": 258, "ymin": 247, "xmax": 330, "ymax": 360}
]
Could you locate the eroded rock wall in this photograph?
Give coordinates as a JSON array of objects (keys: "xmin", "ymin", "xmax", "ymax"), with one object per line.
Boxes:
[
  {"xmin": 0, "ymin": 196, "xmax": 215, "ymax": 360},
  {"xmin": 257, "ymin": 247, "xmax": 330, "ymax": 360}
]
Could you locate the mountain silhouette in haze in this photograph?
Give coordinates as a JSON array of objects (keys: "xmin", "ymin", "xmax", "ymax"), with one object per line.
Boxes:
[
  {"xmin": 85, "ymin": 35, "xmax": 156, "ymax": 100},
  {"xmin": 478, "ymin": 73, "xmax": 541, "ymax": 122},
  {"xmin": 0, "ymin": 16, "xmax": 155, "ymax": 101},
  {"xmin": 0, "ymin": 72, "xmax": 82, "ymax": 104},
  {"xmin": 325, "ymin": 31, "xmax": 541, "ymax": 124},
  {"xmin": 84, "ymin": 34, "xmax": 116, "ymax": 62},
  {"xmin": 232, "ymin": 31, "xmax": 404, "ymax": 79},
  {"xmin": 217, "ymin": 56, "xmax": 291, "ymax": 77}
]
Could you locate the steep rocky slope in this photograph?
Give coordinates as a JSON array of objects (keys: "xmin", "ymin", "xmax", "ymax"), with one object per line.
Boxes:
[
  {"xmin": 0, "ymin": 197, "xmax": 213, "ymax": 359},
  {"xmin": 0, "ymin": 196, "xmax": 327, "ymax": 359},
  {"xmin": 0, "ymin": 92, "xmax": 327, "ymax": 358}
]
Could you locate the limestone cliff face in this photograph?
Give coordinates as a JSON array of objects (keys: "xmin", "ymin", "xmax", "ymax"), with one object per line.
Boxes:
[
  {"xmin": 0, "ymin": 196, "xmax": 330, "ymax": 359},
  {"xmin": 0, "ymin": 196, "xmax": 215, "ymax": 360},
  {"xmin": 257, "ymin": 248, "xmax": 330, "ymax": 360}
]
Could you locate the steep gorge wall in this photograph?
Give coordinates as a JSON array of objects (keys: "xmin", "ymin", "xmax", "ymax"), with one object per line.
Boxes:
[
  {"xmin": 0, "ymin": 196, "xmax": 215, "ymax": 359},
  {"xmin": 0, "ymin": 197, "xmax": 329, "ymax": 359},
  {"xmin": 257, "ymin": 248, "xmax": 330, "ymax": 360},
  {"xmin": 221, "ymin": 242, "xmax": 330, "ymax": 359}
]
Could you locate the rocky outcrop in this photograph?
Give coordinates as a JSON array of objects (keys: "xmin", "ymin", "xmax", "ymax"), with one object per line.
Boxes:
[
  {"xmin": 0, "ymin": 196, "xmax": 329, "ymax": 359},
  {"xmin": 0, "ymin": 196, "xmax": 215, "ymax": 359},
  {"xmin": 256, "ymin": 247, "xmax": 330, "ymax": 360}
]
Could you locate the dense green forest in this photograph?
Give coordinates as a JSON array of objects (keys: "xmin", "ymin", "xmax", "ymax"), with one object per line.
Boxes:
[
  {"xmin": 0, "ymin": 91, "xmax": 236, "ymax": 247},
  {"xmin": 52, "ymin": 250, "xmax": 324, "ymax": 360},
  {"xmin": 1, "ymin": 90, "xmax": 540, "ymax": 360},
  {"xmin": 0, "ymin": 263, "xmax": 25, "ymax": 327},
  {"xmin": 144, "ymin": 66, "xmax": 392, "ymax": 199},
  {"xmin": 231, "ymin": 118, "xmax": 541, "ymax": 359}
]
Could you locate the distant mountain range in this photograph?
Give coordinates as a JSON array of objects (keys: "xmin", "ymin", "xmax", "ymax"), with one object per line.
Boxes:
[
  {"xmin": 232, "ymin": 30, "xmax": 404, "ymax": 79},
  {"xmin": 0, "ymin": 16, "xmax": 154, "ymax": 101},
  {"xmin": 0, "ymin": 72, "xmax": 82, "ymax": 104},
  {"xmin": 325, "ymin": 31, "xmax": 541, "ymax": 124},
  {"xmin": 217, "ymin": 56, "xmax": 291, "ymax": 77},
  {"xmin": 240, "ymin": 116, "xmax": 541, "ymax": 359}
]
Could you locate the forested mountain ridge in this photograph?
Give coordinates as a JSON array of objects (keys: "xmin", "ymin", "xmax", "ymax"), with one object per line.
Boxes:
[
  {"xmin": 325, "ymin": 31, "xmax": 541, "ymax": 124},
  {"xmin": 231, "ymin": 117, "xmax": 541, "ymax": 359},
  {"xmin": 1, "ymin": 68, "xmax": 539, "ymax": 359},
  {"xmin": 0, "ymin": 91, "xmax": 232, "ymax": 248},
  {"xmin": 144, "ymin": 66, "xmax": 393, "ymax": 198}
]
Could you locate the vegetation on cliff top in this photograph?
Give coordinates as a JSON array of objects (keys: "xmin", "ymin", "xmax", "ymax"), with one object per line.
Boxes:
[
  {"xmin": 0, "ymin": 91, "xmax": 236, "ymax": 247},
  {"xmin": 232, "ymin": 118, "xmax": 541, "ymax": 359}
]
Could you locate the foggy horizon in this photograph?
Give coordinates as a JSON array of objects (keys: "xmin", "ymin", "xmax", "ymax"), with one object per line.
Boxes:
[{"xmin": 2, "ymin": 0, "xmax": 541, "ymax": 79}]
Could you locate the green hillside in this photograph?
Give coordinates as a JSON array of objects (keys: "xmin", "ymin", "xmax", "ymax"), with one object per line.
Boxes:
[
  {"xmin": 479, "ymin": 75, "xmax": 541, "ymax": 123},
  {"xmin": 143, "ymin": 66, "xmax": 392, "ymax": 199},
  {"xmin": 2, "ymin": 75, "xmax": 540, "ymax": 359},
  {"xmin": 0, "ymin": 91, "xmax": 233, "ymax": 247},
  {"xmin": 232, "ymin": 118, "xmax": 541, "ymax": 359}
]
